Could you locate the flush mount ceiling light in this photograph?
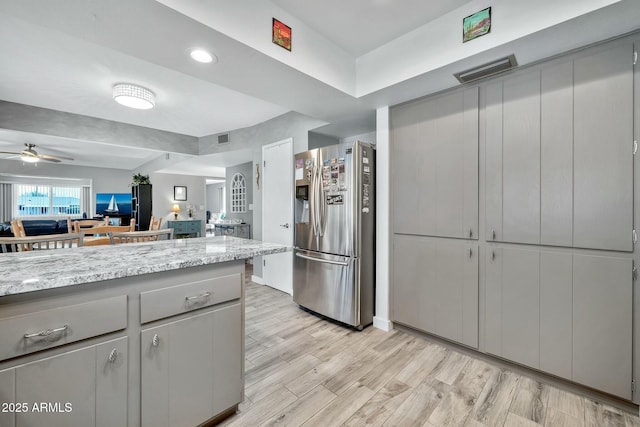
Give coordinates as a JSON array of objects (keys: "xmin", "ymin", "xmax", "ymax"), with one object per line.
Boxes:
[
  {"xmin": 189, "ymin": 48, "xmax": 217, "ymax": 64},
  {"xmin": 112, "ymin": 83, "xmax": 155, "ymax": 110}
]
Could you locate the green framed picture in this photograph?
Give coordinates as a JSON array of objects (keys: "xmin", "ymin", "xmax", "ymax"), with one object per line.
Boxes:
[{"xmin": 463, "ymin": 7, "xmax": 491, "ymax": 43}]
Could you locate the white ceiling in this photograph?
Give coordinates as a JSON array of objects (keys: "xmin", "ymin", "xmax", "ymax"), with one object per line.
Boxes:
[
  {"xmin": 0, "ymin": 0, "xmax": 637, "ymax": 175},
  {"xmin": 270, "ymin": 0, "xmax": 471, "ymax": 56}
]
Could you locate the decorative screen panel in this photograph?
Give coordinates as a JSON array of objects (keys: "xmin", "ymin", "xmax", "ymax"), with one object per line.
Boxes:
[{"xmin": 231, "ymin": 173, "xmax": 246, "ymax": 213}]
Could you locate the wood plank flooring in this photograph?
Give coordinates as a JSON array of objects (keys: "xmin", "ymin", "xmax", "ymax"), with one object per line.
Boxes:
[{"xmin": 221, "ymin": 269, "xmax": 640, "ymax": 427}]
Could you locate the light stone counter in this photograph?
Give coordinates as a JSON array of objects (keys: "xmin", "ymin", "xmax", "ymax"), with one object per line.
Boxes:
[{"xmin": 0, "ymin": 236, "xmax": 288, "ymax": 296}]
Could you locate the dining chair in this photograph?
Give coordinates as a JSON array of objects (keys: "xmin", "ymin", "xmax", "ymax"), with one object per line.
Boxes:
[
  {"xmin": 149, "ymin": 216, "xmax": 162, "ymax": 231},
  {"xmin": 0, "ymin": 233, "xmax": 84, "ymax": 253},
  {"xmin": 109, "ymin": 229, "xmax": 174, "ymax": 244},
  {"xmin": 81, "ymin": 225, "xmax": 135, "ymax": 246},
  {"xmin": 10, "ymin": 219, "xmax": 26, "ymax": 237},
  {"xmin": 72, "ymin": 217, "xmax": 109, "ymax": 233}
]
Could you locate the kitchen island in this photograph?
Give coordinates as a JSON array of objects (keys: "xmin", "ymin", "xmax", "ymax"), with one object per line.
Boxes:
[{"xmin": 0, "ymin": 236, "xmax": 288, "ymax": 427}]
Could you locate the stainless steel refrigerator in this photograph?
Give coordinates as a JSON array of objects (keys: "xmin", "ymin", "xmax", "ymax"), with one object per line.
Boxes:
[{"xmin": 293, "ymin": 141, "xmax": 375, "ymax": 329}]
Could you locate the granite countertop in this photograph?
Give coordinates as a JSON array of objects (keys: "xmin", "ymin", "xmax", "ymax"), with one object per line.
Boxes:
[{"xmin": 0, "ymin": 236, "xmax": 289, "ymax": 297}]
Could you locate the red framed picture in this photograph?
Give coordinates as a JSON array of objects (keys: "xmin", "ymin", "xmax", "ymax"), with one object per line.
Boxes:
[{"xmin": 272, "ymin": 18, "xmax": 291, "ymax": 51}]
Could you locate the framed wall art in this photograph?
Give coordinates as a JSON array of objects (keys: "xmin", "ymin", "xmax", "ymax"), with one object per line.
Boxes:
[
  {"xmin": 463, "ymin": 7, "xmax": 491, "ymax": 43},
  {"xmin": 272, "ymin": 18, "xmax": 292, "ymax": 51},
  {"xmin": 174, "ymin": 185, "xmax": 187, "ymax": 201}
]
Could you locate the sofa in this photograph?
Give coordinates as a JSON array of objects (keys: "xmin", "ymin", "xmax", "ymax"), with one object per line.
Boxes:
[{"xmin": 0, "ymin": 219, "xmax": 70, "ymax": 237}]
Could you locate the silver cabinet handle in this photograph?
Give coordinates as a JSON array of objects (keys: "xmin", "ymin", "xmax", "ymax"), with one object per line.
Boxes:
[
  {"xmin": 295, "ymin": 252, "xmax": 349, "ymax": 266},
  {"xmin": 280, "ymin": 223, "xmax": 290, "ymax": 228},
  {"xmin": 152, "ymin": 334, "xmax": 160, "ymax": 347},
  {"xmin": 469, "ymin": 228, "xmax": 473, "ymax": 238},
  {"xmin": 108, "ymin": 348, "xmax": 118, "ymax": 363},
  {"xmin": 24, "ymin": 324, "xmax": 68, "ymax": 340},
  {"xmin": 491, "ymin": 251, "xmax": 496, "ymax": 261},
  {"xmin": 491, "ymin": 229, "xmax": 496, "ymax": 240},
  {"xmin": 469, "ymin": 248, "xmax": 473, "ymax": 258},
  {"xmin": 185, "ymin": 292, "xmax": 211, "ymax": 303}
]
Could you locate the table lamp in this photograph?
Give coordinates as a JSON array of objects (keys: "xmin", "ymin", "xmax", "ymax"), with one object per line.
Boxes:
[{"xmin": 171, "ymin": 204, "xmax": 180, "ymax": 220}]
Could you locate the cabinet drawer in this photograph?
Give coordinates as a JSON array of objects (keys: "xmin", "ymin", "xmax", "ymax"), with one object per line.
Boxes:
[
  {"xmin": 0, "ymin": 295, "xmax": 127, "ymax": 362},
  {"xmin": 140, "ymin": 273, "xmax": 241, "ymax": 324}
]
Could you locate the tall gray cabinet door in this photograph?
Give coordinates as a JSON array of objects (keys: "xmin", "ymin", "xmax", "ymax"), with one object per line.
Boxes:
[
  {"xmin": 212, "ymin": 303, "xmax": 243, "ymax": 415},
  {"xmin": 141, "ymin": 325, "xmax": 169, "ymax": 427},
  {"xmin": 539, "ymin": 252, "xmax": 572, "ymax": 380},
  {"xmin": 573, "ymin": 255, "xmax": 632, "ymax": 399},
  {"xmin": 416, "ymin": 99, "xmax": 438, "ymax": 236},
  {"xmin": 463, "ymin": 88, "xmax": 480, "ymax": 239},
  {"xmin": 540, "ymin": 62, "xmax": 573, "ymax": 247},
  {"xmin": 573, "ymin": 44, "xmax": 634, "ymax": 251},
  {"xmin": 501, "ymin": 248, "xmax": 540, "ymax": 369},
  {"xmin": 16, "ymin": 346, "xmax": 97, "ymax": 427},
  {"xmin": 168, "ymin": 312, "xmax": 215, "ymax": 427},
  {"xmin": 502, "ymin": 71, "xmax": 541, "ymax": 245},
  {"xmin": 96, "ymin": 337, "xmax": 128, "ymax": 427},
  {"xmin": 0, "ymin": 368, "xmax": 15, "ymax": 427},
  {"xmin": 484, "ymin": 247, "xmax": 502, "ymax": 356},
  {"xmin": 391, "ymin": 105, "xmax": 419, "ymax": 234},
  {"xmin": 392, "ymin": 236, "xmax": 420, "ymax": 326},
  {"xmin": 434, "ymin": 240, "xmax": 478, "ymax": 348},
  {"xmin": 485, "ymin": 82, "xmax": 503, "ymax": 242},
  {"xmin": 432, "ymin": 92, "xmax": 465, "ymax": 238},
  {"xmin": 462, "ymin": 243, "xmax": 479, "ymax": 348},
  {"xmin": 417, "ymin": 239, "xmax": 438, "ymax": 333}
]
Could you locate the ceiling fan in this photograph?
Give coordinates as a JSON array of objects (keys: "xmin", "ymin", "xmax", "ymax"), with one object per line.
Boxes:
[{"xmin": 0, "ymin": 143, "xmax": 74, "ymax": 163}]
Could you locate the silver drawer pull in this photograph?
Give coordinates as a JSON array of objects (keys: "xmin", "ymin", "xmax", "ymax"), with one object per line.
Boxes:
[
  {"xmin": 24, "ymin": 324, "xmax": 68, "ymax": 340},
  {"xmin": 108, "ymin": 349, "xmax": 118, "ymax": 363},
  {"xmin": 185, "ymin": 292, "xmax": 211, "ymax": 303},
  {"xmin": 152, "ymin": 334, "xmax": 160, "ymax": 347}
]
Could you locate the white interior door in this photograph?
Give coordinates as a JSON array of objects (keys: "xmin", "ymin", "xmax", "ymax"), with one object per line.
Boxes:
[{"xmin": 262, "ymin": 138, "xmax": 293, "ymax": 294}]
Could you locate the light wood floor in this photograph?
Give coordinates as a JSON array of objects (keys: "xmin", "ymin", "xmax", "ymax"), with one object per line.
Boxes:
[{"xmin": 221, "ymin": 270, "xmax": 640, "ymax": 427}]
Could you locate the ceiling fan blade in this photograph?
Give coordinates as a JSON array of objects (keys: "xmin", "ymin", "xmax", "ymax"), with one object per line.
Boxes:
[
  {"xmin": 0, "ymin": 151, "xmax": 22, "ymax": 155},
  {"xmin": 37, "ymin": 155, "xmax": 62, "ymax": 162}
]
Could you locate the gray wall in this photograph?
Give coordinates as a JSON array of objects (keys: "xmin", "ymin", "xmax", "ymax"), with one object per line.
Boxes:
[
  {"xmin": 150, "ymin": 172, "xmax": 206, "ymax": 235},
  {"xmin": 308, "ymin": 131, "xmax": 339, "ymax": 149},
  {"xmin": 225, "ymin": 162, "xmax": 253, "ymax": 230},
  {"xmin": 206, "ymin": 183, "xmax": 225, "ymax": 215}
]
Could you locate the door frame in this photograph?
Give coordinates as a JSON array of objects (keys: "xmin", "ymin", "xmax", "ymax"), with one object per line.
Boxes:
[{"xmin": 261, "ymin": 137, "xmax": 294, "ymax": 291}]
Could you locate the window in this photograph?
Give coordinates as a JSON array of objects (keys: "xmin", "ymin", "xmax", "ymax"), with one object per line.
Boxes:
[
  {"xmin": 15, "ymin": 184, "xmax": 82, "ymax": 217},
  {"xmin": 230, "ymin": 173, "xmax": 246, "ymax": 213}
]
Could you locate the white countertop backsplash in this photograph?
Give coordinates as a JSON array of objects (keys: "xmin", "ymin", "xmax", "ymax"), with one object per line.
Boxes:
[{"xmin": 0, "ymin": 236, "xmax": 288, "ymax": 296}]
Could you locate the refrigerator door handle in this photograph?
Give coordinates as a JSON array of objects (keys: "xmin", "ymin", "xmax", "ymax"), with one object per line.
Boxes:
[
  {"xmin": 295, "ymin": 252, "xmax": 349, "ymax": 266},
  {"xmin": 309, "ymin": 165, "xmax": 318, "ymax": 237}
]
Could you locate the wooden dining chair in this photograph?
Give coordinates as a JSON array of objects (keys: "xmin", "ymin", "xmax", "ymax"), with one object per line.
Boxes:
[
  {"xmin": 10, "ymin": 219, "xmax": 26, "ymax": 237},
  {"xmin": 72, "ymin": 218, "xmax": 109, "ymax": 233},
  {"xmin": 81, "ymin": 225, "xmax": 134, "ymax": 246},
  {"xmin": 149, "ymin": 216, "xmax": 162, "ymax": 231},
  {"xmin": 0, "ymin": 233, "xmax": 84, "ymax": 253},
  {"xmin": 109, "ymin": 229, "xmax": 174, "ymax": 244}
]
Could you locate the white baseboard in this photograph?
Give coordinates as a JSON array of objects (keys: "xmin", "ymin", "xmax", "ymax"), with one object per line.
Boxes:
[
  {"xmin": 251, "ymin": 275, "xmax": 266, "ymax": 285},
  {"xmin": 373, "ymin": 316, "xmax": 393, "ymax": 332}
]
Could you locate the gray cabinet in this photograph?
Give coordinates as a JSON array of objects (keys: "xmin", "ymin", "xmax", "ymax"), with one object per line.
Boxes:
[
  {"xmin": 573, "ymin": 44, "xmax": 634, "ymax": 251},
  {"xmin": 141, "ymin": 303, "xmax": 242, "ymax": 427},
  {"xmin": 573, "ymin": 255, "xmax": 632, "ymax": 399},
  {"xmin": 0, "ymin": 368, "xmax": 15, "ymax": 427},
  {"xmin": 485, "ymin": 247, "xmax": 632, "ymax": 399},
  {"xmin": 0, "ymin": 337, "xmax": 127, "ymax": 427},
  {"xmin": 393, "ymin": 235, "xmax": 478, "ymax": 348},
  {"xmin": 391, "ymin": 87, "xmax": 478, "ymax": 239},
  {"xmin": 485, "ymin": 43, "xmax": 634, "ymax": 251}
]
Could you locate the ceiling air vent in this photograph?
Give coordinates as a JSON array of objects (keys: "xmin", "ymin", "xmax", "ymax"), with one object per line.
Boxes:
[
  {"xmin": 217, "ymin": 133, "xmax": 230, "ymax": 145},
  {"xmin": 454, "ymin": 54, "xmax": 518, "ymax": 84}
]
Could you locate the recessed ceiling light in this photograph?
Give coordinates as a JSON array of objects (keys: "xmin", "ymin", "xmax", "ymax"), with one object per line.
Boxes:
[
  {"xmin": 112, "ymin": 83, "xmax": 155, "ymax": 110},
  {"xmin": 190, "ymin": 49, "xmax": 217, "ymax": 64}
]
